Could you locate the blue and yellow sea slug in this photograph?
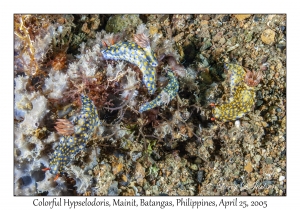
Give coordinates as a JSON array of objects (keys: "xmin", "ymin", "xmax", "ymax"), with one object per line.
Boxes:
[
  {"xmin": 44, "ymin": 95, "xmax": 101, "ymax": 177},
  {"xmin": 212, "ymin": 63, "xmax": 263, "ymax": 122},
  {"xmin": 139, "ymin": 70, "xmax": 179, "ymax": 113},
  {"xmin": 101, "ymin": 34, "xmax": 158, "ymax": 94}
]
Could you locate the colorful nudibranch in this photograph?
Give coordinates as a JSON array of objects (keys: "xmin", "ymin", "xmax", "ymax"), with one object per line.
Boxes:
[
  {"xmin": 139, "ymin": 70, "xmax": 179, "ymax": 113},
  {"xmin": 101, "ymin": 34, "xmax": 158, "ymax": 94},
  {"xmin": 48, "ymin": 95, "xmax": 101, "ymax": 175},
  {"xmin": 212, "ymin": 63, "xmax": 262, "ymax": 122}
]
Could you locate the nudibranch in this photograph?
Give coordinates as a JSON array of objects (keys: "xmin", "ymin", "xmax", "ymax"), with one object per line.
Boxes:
[
  {"xmin": 44, "ymin": 95, "xmax": 101, "ymax": 177},
  {"xmin": 139, "ymin": 70, "xmax": 179, "ymax": 113},
  {"xmin": 101, "ymin": 34, "xmax": 158, "ymax": 94},
  {"xmin": 212, "ymin": 63, "xmax": 263, "ymax": 122}
]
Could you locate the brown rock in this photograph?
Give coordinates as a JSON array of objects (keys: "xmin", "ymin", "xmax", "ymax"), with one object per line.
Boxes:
[
  {"xmin": 268, "ymin": 15, "xmax": 276, "ymax": 20},
  {"xmin": 122, "ymin": 188, "xmax": 135, "ymax": 196},
  {"xmin": 134, "ymin": 162, "xmax": 145, "ymax": 186},
  {"xmin": 112, "ymin": 162, "xmax": 123, "ymax": 175},
  {"xmin": 234, "ymin": 14, "xmax": 251, "ymax": 21},
  {"xmin": 213, "ymin": 32, "xmax": 223, "ymax": 42},
  {"xmin": 81, "ymin": 23, "xmax": 90, "ymax": 34},
  {"xmin": 219, "ymin": 37, "xmax": 226, "ymax": 45},
  {"xmin": 173, "ymin": 32, "xmax": 184, "ymax": 42},
  {"xmin": 201, "ymin": 15, "xmax": 210, "ymax": 21},
  {"xmin": 121, "ymin": 174, "xmax": 128, "ymax": 182},
  {"xmin": 244, "ymin": 162, "xmax": 253, "ymax": 173},
  {"xmin": 240, "ymin": 191, "xmax": 248, "ymax": 196},
  {"xmin": 261, "ymin": 29, "xmax": 276, "ymax": 45},
  {"xmin": 200, "ymin": 20, "xmax": 209, "ymax": 26}
]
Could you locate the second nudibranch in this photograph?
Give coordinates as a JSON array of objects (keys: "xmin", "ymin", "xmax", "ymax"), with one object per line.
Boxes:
[
  {"xmin": 48, "ymin": 95, "xmax": 101, "ymax": 175},
  {"xmin": 139, "ymin": 70, "xmax": 179, "ymax": 113},
  {"xmin": 212, "ymin": 63, "xmax": 263, "ymax": 122},
  {"xmin": 212, "ymin": 83, "xmax": 256, "ymax": 121},
  {"xmin": 101, "ymin": 34, "xmax": 158, "ymax": 94}
]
